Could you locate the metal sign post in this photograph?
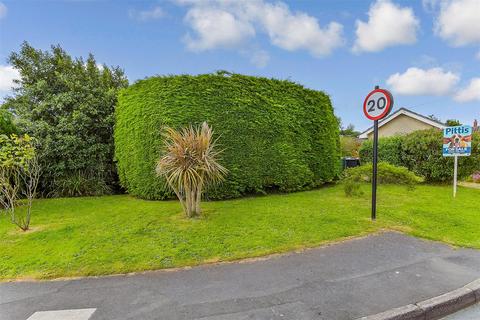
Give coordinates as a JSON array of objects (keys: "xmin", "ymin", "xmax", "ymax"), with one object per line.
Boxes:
[
  {"xmin": 363, "ymin": 86, "xmax": 394, "ymax": 221},
  {"xmin": 453, "ymin": 155, "xmax": 458, "ymax": 198},
  {"xmin": 371, "ymin": 119, "xmax": 379, "ymax": 220}
]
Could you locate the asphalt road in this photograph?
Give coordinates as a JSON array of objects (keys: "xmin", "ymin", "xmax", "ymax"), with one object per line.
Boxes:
[{"xmin": 2, "ymin": 232, "xmax": 480, "ymax": 320}]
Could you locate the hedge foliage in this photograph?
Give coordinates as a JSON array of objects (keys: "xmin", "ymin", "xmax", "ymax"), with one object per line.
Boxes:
[
  {"xmin": 359, "ymin": 135, "xmax": 403, "ymax": 166},
  {"xmin": 115, "ymin": 72, "xmax": 340, "ymax": 200},
  {"xmin": 359, "ymin": 129, "xmax": 480, "ymax": 182}
]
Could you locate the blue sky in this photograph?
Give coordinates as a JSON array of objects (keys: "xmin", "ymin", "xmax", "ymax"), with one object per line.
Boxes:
[{"xmin": 0, "ymin": 0, "xmax": 479, "ymax": 131}]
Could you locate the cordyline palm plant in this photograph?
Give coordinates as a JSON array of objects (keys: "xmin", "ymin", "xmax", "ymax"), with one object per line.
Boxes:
[{"xmin": 156, "ymin": 122, "xmax": 227, "ymax": 218}]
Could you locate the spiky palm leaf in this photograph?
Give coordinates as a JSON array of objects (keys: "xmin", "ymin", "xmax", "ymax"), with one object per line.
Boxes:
[{"xmin": 156, "ymin": 122, "xmax": 227, "ymax": 217}]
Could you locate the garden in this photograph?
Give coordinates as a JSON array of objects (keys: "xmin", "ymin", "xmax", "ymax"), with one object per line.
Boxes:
[{"xmin": 1, "ymin": 43, "xmax": 479, "ymax": 281}]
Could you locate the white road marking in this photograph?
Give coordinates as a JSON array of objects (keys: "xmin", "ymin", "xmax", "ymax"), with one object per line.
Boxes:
[{"xmin": 26, "ymin": 308, "xmax": 96, "ymax": 320}]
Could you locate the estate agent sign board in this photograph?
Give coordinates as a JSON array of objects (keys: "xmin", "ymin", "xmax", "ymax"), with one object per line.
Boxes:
[
  {"xmin": 442, "ymin": 125, "xmax": 472, "ymax": 197},
  {"xmin": 443, "ymin": 125, "xmax": 472, "ymax": 157}
]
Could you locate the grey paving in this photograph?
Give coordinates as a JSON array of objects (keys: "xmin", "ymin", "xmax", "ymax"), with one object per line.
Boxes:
[
  {"xmin": 2, "ymin": 232, "xmax": 480, "ymax": 320},
  {"xmin": 442, "ymin": 303, "xmax": 480, "ymax": 319}
]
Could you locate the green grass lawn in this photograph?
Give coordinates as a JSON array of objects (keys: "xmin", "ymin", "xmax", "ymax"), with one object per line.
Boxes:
[{"xmin": 1, "ymin": 184, "xmax": 479, "ymax": 280}]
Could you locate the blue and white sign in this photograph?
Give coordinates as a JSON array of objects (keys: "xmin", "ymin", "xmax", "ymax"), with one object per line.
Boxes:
[{"xmin": 442, "ymin": 125, "xmax": 472, "ymax": 157}]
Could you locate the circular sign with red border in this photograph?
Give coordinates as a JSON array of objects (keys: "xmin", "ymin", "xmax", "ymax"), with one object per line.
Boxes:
[{"xmin": 363, "ymin": 88, "xmax": 394, "ymax": 121}]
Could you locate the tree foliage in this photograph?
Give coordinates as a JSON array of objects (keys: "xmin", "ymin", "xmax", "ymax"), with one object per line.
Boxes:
[
  {"xmin": 445, "ymin": 119, "xmax": 461, "ymax": 126},
  {"xmin": 0, "ymin": 108, "xmax": 17, "ymax": 135},
  {"xmin": 115, "ymin": 72, "xmax": 340, "ymax": 200},
  {"xmin": 340, "ymin": 136, "xmax": 361, "ymax": 157},
  {"xmin": 5, "ymin": 42, "xmax": 128, "ymax": 196},
  {"xmin": 340, "ymin": 123, "xmax": 360, "ymax": 137}
]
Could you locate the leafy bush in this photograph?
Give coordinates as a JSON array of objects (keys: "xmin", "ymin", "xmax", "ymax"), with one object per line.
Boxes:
[
  {"xmin": 401, "ymin": 130, "xmax": 479, "ymax": 182},
  {"xmin": 49, "ymin": 171, "xmax": 112, "ymax": 198},
  {"xmin": 115, "ymin": 72, "xmax": 340, "ymax": 200},
  {"xmin": 359, "ymin": 135, "xmax": 403, "ymax": 166},
  {"xmin": 0, "ymin": 109, "xmax": 17, "ymax": 135},
  {"xmin": 343, "ymin": 162, "xmax": 423, "ymax": 185},
  {"xmin": 359, "ymin": 129, "xmax": 480, "ymax": 182},
  {"xmin": 5, "ymin": 42, "xmax": 128, "ymax": 196}
]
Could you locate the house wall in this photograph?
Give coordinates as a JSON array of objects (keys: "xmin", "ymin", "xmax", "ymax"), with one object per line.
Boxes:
[{"xmin": 366, "ymin": 114, "xmax": 438, "ymax": 139}]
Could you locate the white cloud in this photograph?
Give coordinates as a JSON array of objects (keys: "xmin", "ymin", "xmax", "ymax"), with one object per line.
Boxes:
[
  {"xmin": 455, "ymin": 78, "xmax": 480, "ymax": 102},
  {"xmin": 248, "ymin": 49, "xmax": 270, "ymax": 68},
  {"xmin": 0, "ymin": 2, "xmax": 6, "ymax": 19},
  {"xmin": 434, "ymin": 0, "xmax": 480, "ymax": 46},
  {"xmin": 353, "ymin": 0, "xmax": 419, "ymax": 53},
  {"xmin": 180, "ymin": 0, "xmax": 344, "ymax": 59},
  {"xmin": 129, "ymin": 6, "xmax": 164, "ymax": 21},
  {"xmin": 258, "ymin": 2, "xmax": 344, "ymax": 57},
  {"xmin": 184, "ymin": 6, "xmax": 255, "ymax": 51},
  {"xmin": 0, "ymin": 65, "xmax": 20, "ymax": 92},
  {"xmin": 386, "ymin": 67, "xmax": 459, "ymax": 96}
]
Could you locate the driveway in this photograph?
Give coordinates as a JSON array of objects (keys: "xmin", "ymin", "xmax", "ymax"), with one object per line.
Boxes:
[{"xmin": 2, "ymin": 232, "xmax": 480, "ymax": 320}]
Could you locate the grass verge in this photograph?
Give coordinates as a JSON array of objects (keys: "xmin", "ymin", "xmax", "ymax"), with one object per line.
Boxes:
[{"xmin": 1, "ymin": 184, "xmax": 479, "ymax": 280}]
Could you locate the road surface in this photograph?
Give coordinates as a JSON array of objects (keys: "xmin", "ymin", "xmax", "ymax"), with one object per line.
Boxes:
[{"xmin": 2, "ymin": 232, "xmax": 480, "ymax": 320}]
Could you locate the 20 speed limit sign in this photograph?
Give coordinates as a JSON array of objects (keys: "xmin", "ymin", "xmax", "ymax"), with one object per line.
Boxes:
[{"xmin": 363, "ymin": 88, "xmax": 393, "ymax": 121}]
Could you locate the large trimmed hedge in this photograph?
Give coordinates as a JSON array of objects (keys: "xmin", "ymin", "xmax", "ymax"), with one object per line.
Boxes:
[
  {"xmin": 359, "ymin": 129, "xmax": 480, "ymax": 182},
  {"xmin": 115, "ymin": 72, "xmax": 340, "ymax": 200}
]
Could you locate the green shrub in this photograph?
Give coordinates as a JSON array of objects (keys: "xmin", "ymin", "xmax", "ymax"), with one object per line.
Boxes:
[
  {"xmin": 401, "ymin": 130, "xmax": 479, "ymax": 182},
  {"xmin": 359, "ymin": 135, "xmax": 403, "ymax": 166},
  {"xmin": 115, "ymin": 72, "xmax": 340, "ymax": 200},
  {"xmin": 49, "ymin": 171, "xmax": 112, "ymax": 198},
  {"xmin": 359, "ymin": 129, "xmax": 480, "ymax": 182},
  {"xmin": 0, "ymin": 109, "xmax": 17, "ymax": 135},
  {"xmin": 343, "ymin": 162, "xmax": 423, "ymax": 186}
]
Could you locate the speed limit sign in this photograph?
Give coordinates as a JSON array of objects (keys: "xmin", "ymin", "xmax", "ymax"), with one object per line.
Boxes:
[
  {"xmin": 363, "ymin": 86, "xmax": 394, "ymax": 222},
  {"xmin": 363, "ymin": 88, "xmax": 393, "ymax": 121}
]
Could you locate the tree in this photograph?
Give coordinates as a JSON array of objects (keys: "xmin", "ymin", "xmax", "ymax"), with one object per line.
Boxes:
[
  {"xmin": 156, "ymin": 123, "xmax": 228, "ymax": 218},
  {"xmin": 0, "ymin": 108, "xmax": 17, "ymax": 135},
  {"xmin": 0, "ymin": 134, "xmax": 41, "ymax": 231},
  {"xmin": 5, "ymin": 42, "xmax": 128, "ymax": 196},
  {"xmin": 445, "ymin": 119, "xmax": 461, "ymax": 126},
  {"xmin": 340, "ymin": 124, "xmax": 360, "ymax": 137},
  {"xmin": 428, "ymin": 114, "xmax": 442, "ymax": 123},
  {"xmin": 340, "ymin": 136, "xmax": 361, "ymax": 157}
]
